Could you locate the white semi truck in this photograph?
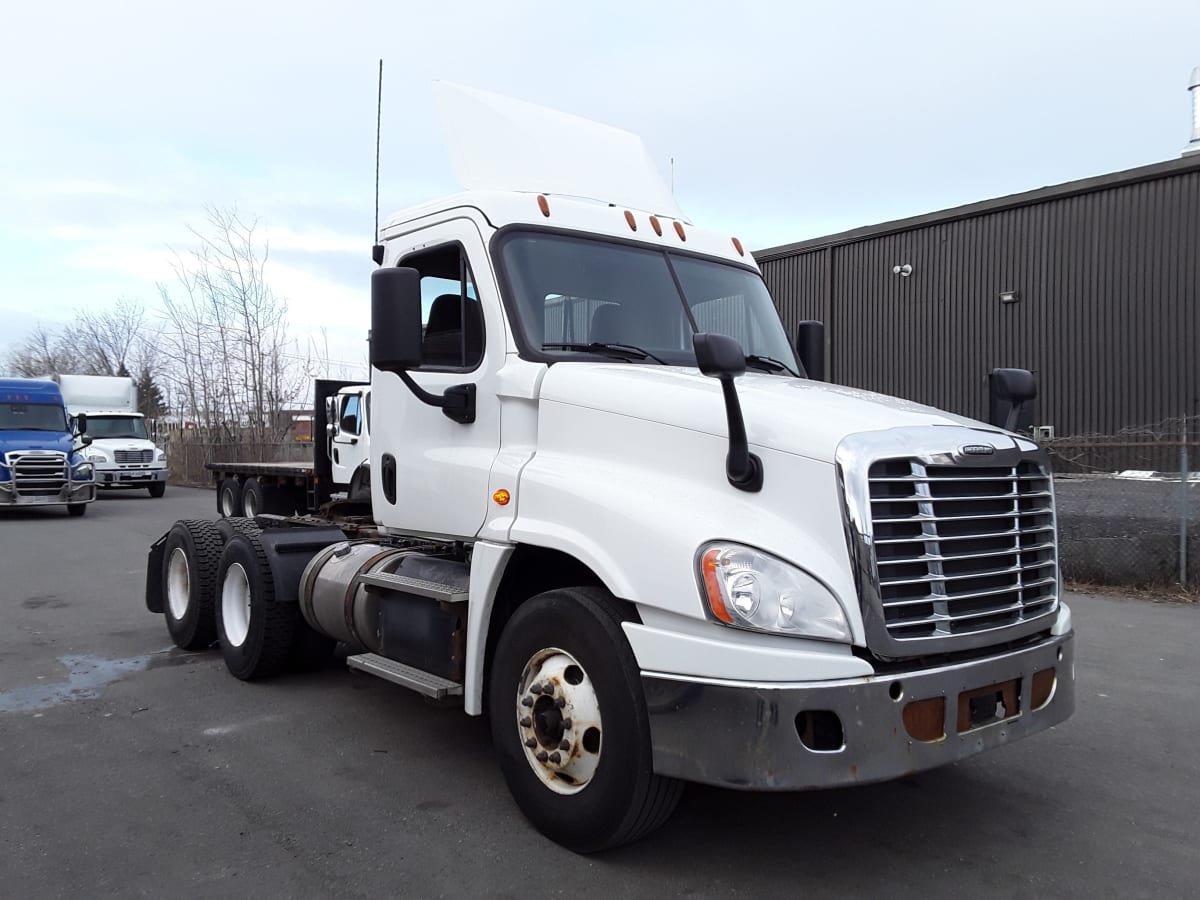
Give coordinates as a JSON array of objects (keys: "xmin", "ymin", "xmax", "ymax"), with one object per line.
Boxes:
[
  {"xmin": 144, "ymin": 85, "xmax": 1074, "ymax": 852},
  {"xmin": 52, "ymin": 374, "xmax": 168, "ymax": 497}
]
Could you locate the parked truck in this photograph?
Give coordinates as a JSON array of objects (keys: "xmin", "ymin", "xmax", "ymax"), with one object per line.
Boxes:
[
  {"xmin": 205, "ymin": 380, "xmax": 371, "ymax": 518},
  {"xmin": 1, "ymin": 378, "xmax": 96, "ymax": 515},
  {"xmin": 144, "ymin": 85, "xmax": 1074, "ymax": 852},
  {"xmin": 51, "ymin": 374, "xmax": 168, "ymax": 497}
]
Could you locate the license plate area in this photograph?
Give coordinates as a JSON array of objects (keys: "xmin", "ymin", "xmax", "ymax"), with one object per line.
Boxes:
[{"xmin": 956, "ymin": 678, "xmax": 1021, "ymax": 733}]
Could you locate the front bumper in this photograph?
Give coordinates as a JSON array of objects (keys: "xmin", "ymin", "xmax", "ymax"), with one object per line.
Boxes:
[
  {"xmin": 95, "ymin": 466, "xmax": 168, "ymax": 486},
  {"xmin": 0, "ymin": 481, "xmax": 97, "ymax": 507},
  {"xmin": 642, "ymin": 631, "xmax": 1074, "ymax": 789}
]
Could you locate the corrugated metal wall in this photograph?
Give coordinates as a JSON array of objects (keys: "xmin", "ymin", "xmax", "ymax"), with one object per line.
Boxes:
[{"xmin": 758, "ymin": 166, "xmax": 1200, "ymax": 435}]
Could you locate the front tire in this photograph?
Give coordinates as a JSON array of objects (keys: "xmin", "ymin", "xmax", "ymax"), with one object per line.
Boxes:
[
  {"xmin": 162, "ymin": 519, "xmax": 223, "ymax": 649},
  {"xmin": 148, "ymin": 481, "xmax": 166, "ymax": 498},
  {"xmin": 66, "ymin": 503, "xmax": 87, "ymax": 517},
  {"xmin": 215, "ymin": 533, "xmax": 297, "ymax": 680},
  {"xmin": 488, "ymin": 586, "xmax": 682, "ymax": 852}
]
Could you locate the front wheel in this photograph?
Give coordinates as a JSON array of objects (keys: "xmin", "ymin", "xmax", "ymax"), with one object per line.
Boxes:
[
  {"xmin": 66, "ymin": 503, "xmax": 87, "ymax": 517},
  {"xmin": 148, "ymin": 481, "xmax": 166, "ymax": 498},
  {"xmin": 488, "ymin": 586, "xmax": 682, "ymax": 853}
]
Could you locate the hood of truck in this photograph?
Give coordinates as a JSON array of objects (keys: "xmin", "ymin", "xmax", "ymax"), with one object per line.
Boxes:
[
  {"xmin": 0, "ymin": 430, "xmax": 74, "ymax": 456},
  {"xmin": 537, "ymin": 363, "xmax": 1005, "ymax": 463}
]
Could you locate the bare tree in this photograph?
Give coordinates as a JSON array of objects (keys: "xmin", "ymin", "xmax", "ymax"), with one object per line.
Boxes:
[
  {"xmin": 4, "ymin": 322, "xmax": 84, "ymax": 377},
  {"xmin": 158, "ymin": 206, "xmax": 308, "ymax": 445},
  {"xmin": 73, "ymin": 298, "xmax": 151, "ymax": 377}
]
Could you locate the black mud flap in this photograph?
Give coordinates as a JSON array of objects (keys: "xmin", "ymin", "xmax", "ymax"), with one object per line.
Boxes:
[{"xmin": 145, "ymin": 532, "xmax": 168, "ymax": 613}]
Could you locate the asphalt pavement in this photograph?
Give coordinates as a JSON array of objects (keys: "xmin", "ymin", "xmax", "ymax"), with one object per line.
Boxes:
[{"xmin": 1, "ymin": 487, "xmax": 1197, "ymax": 898}]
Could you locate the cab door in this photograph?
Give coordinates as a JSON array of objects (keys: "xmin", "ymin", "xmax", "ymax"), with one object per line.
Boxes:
[
  {"xmin": 371, "ymin": 217, "xmax": 504, "ymax": 539},
  {"xmin": 329, "ymin": 391, "xmax": 365, "ymax": 486}
]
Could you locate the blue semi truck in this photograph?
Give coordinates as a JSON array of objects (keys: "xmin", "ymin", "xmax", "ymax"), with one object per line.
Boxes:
[{"xmin": 0, "ymin": 378, "xmax": 97, "ymax": 516}]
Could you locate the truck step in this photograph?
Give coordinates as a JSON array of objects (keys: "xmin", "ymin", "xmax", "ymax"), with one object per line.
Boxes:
[
  {"xmin": 356, "ymin": 571, "xmax": 468, "ymax": 604},
  {"xmin": 346, "ymin": 653, "xmax": 463, "ymax": 700}
]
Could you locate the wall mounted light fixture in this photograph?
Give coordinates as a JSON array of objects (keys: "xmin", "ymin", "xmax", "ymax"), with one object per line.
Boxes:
[
  {"xmin": 892, "ymin": 264, "xmax": 913, "ymax": 277},
  {"xmin": 999, "ymin": 290, "xmax": 1020, "ymax": 304}
]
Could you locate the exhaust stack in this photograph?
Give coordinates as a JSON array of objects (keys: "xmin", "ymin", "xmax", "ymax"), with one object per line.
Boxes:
[{"xmin": 1185, "ymin": 66, "xmax": 1200, "ymax": 157}]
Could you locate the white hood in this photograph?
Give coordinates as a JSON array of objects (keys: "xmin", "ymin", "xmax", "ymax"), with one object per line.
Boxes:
[{"xmin": 538, "ymin": 363, "xmax": 1008, "ymax": 462}]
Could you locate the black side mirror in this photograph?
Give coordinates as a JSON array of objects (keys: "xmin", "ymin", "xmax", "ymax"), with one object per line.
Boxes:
[
  {"xmin": 988, "ymin": 368, "xmax": 1038, "ymax": 432},
  {"xmin": 75, "ymin": 412, "xmax": 88, "ymax": 435},
  {"xmin": 795, "ymin": 320, "xmax": 825, "ymax": 381},
  {"xmin": 370, "ymin": 267, "xmax": 424, "ymax": 372},
  {"xmin": 693, "ymin": 333, "xmax": 763, "ymax": 493}
]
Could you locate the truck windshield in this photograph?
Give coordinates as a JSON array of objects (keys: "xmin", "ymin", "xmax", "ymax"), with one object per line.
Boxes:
[
  {"xmin": 84, "ymin": 415, "xmax": 149, "ymax": 440},
  {"xmin": 497, "ymin": 232, "xmax": 800, "ymax": 370},
  {"xmin": 0, "ymin": 402, "xmax": 68, "ymax": 432}
]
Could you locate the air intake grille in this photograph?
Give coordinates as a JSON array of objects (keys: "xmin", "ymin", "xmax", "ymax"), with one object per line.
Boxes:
[
  {"xmin": 115, "ymin": 449, "xmax": 153, "ymax": 464},
  {"xmin": 868, "ymin": 458, "xmax": 1058, "ymax": 642},
  {"xmin": 6, "ymin": 451, "xmax": 68, "ymax": 497}
]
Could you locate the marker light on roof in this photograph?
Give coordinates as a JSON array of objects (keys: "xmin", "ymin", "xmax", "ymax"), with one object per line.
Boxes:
[
  {"xmin": 624, "ymin": 210, "xmax": 637, "ymax": 231},
  {"xmin": 649, "ymin": 216, "xmax": 662, "ymax": 236},
  {"xmin": 732, "ymin": 237, "xmax": 745, "ymax": 256},
  {"xmin": 537, "ymin": 195, "xmax": 550, "ymax": 217},
  {"xmin": 673, "ymin": 221, "xmax": 686, "ymax": 241}
]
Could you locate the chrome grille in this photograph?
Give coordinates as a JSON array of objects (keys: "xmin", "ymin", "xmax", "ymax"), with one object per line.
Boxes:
[
  {"xmin": 868, "ymin": 458, "xmax": 1058, "ymax": 643},
  {"xmin": 115, "ymin": 449, "xmax": 153, "ymax": 464},
  {"xmin": 5, "ymin": 451, "xmax": 68, "ymax": 496}
]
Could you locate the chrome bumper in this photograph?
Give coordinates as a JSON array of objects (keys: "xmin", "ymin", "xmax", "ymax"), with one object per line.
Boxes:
[
  {"xmin": 642, "ymin": 632, "xmax": 1074, "ymax": 789},
  {"xmin": 0, "ymin": 481, "xmax": 96, "ymax": 506}
]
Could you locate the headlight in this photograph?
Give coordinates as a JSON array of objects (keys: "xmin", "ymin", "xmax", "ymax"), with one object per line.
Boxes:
[
  {"xmin": 698, "ymin": 543, "xmax": 851, "ymax": 642},
  {"xmin": 72, "ymin": 462, "xmax": 94, "ymax": 480},
  {"xmin": 155, "ymin": 448, "xmax": 166, "ymax": 462},
  {"xmin": 84, "ymin": 449, "xmax": 108, "ymax": 463}
]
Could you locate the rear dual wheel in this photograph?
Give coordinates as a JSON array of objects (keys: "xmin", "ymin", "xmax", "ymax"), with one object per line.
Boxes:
[{"xmin": 162, "ymin": 519, "xmax": 224, "ymax": 649}]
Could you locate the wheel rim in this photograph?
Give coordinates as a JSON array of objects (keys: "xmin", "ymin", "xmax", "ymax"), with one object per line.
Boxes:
[
  {"xmin": 221, "ymin": 562, "xmax": 252, "ymax": 647},
  {"xmin": 166, "ymin": 547, "xmax": 190, "ymax": 620},
  {"xmin": 515, "ymin": 648, "xmax": 602, "ymax": 796},
  {"xmin": 220, "ymin": 488, "xmax": 235, "ymax": 516},
  {"xmin": 243, "ymin": 490, "xmax": 258, "ymax": 517}
]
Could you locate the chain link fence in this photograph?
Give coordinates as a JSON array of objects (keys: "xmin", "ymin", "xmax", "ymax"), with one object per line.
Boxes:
[
  {"xmin": 164, "ymin": 435, "xmax": 313, "ymax": 487},
  {"xmin": 1047, "ymin": 418, "xmax": 1199, "ymax": 589}
]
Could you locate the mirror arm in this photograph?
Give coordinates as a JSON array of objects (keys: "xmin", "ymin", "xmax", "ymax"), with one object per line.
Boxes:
[
  {"xmin": 718, "ymin": 377, "xmax": 763, "ymax": 492},
  {"xmin": 395, "ymin": 370, "xmax": 476, "ymax": 425}
]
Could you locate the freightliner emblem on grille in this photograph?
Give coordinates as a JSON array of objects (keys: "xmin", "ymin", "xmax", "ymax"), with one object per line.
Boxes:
[{"xmin": 959, "ymin": 444, "xmax": 996, "ymax": 456}]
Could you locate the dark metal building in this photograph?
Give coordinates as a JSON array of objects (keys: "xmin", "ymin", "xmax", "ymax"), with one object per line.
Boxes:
[{"xmin": 755, "ymin": 153, "xmax": 1200, "ymax": 438}]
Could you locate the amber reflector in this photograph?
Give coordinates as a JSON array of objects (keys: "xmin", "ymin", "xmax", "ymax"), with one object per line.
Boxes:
[
  {"xmin": 492, "ymin": 489, "xmax": 511, "ymax": 506},
  {"xmin": 673, "ymin": 221, "xmax": 686, "ymax": 241},
  {"xmin": 1031, "ymin": 668, "xmax": 1055, "ymax": 709},
  {"xmin": 537, "ymin": 195, "xmax": 550, "ymax": 217},
  {"xmin": 732, "ymin": 237, "xmax": 745, "ymax": 256},
  {"xmin": 649, "ymin": 216, "xmax": 662, "ymax": 236},
  {"xmin": 903, "ymin": 697, "xmax": 946, "ymax": 742},
  {"xmin": 624, "ymin": 210, "xmax": 637, "ymax": 231}
]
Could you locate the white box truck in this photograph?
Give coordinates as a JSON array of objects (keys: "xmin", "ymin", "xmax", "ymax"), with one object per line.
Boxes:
[
  {"xmin": 143, "ymin": 85, "xmax": 1074, "ymax": 852},
  {"xmin": 52, "ymin": 374, "xmax": 167, "ymax": 497}
]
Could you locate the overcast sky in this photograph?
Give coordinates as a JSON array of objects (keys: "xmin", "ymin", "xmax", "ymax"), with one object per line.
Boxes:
[{"xmin": 2, "ymin": 0, "xmax": 1198, "ymax": 377}]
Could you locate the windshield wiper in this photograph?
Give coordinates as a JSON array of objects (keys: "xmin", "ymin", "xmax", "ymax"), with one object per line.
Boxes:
[
  {"xmin": 543, "ymin": 342, "xmax": 667, "ymax": 364},
  {"xmin": 745, "ymin": 354, "xmax": 800, "ymax": 377}
]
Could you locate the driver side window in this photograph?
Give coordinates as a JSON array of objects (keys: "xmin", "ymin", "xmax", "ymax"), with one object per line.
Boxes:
[{"xmin": 399, "ymin": 243, "xmax": 485, "ymax": 371}]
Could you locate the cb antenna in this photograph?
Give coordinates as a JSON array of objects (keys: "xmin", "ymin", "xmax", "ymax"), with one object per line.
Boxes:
[{"xmin": 372, "ymin": 59, "xmax": 385, "ymax": 266}]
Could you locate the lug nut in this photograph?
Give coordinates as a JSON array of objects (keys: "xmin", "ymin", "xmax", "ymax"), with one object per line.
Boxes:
[
  {"xmin": 548, "ymin": 752, "xmax": 561, "ymax": 764},
  {"xmin": 542, "ymin": 682, "xmax": 554, "ymax": 696},
  {"xmin": 530, "ymin": 682, "xmax": 543, "ymax": 695},
  {"xmin": 562, "ymin": 718, "xmax": 572, "ymax": 729},
  {"xmin": 520, "ymin": 716, "xmax": 532, "ymax": 728},
  {"xmin": 554, "ymin": 696, "xmax": 566, "ymax": 709},
  {"xmin": 521, "ymin": 696, "xmax": 533, "ymax": 707},
  {"xmin": 536, "ymin": 751, "xmax": 549, "ymax": 762},
  {"xmin": 525, "ymin": 738, "xmax": 537, "ymax": 748},
  {"xmin": 558, "ymin": 740, "xmax": 570, "ymax": 751}
]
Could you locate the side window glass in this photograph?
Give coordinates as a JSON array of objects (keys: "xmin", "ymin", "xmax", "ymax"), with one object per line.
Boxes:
[
  {"xmin": 399, "ymin": 244, "xmax": 485, "ymax": 370},
  {"xmin": 342, "ymin": 395, "xmax": 362, "ymax": 435}
]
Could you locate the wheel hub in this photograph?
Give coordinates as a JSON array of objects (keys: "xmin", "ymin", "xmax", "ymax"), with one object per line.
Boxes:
[
  {"xmin": 166, "ymin": 548, "xmax": 190, "ymax": 620},
  {"xmin": 515, "ymin": 649, "xmax": 602, "ymax": 795}
]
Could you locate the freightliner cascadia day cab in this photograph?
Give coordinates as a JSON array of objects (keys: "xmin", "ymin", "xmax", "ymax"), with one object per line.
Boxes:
[
  {"xmin": 0, "ymin": 378, "xmax": 96, "ymax": 515},
  {"xmin": 51, "ymin": 374, "xmax": 168, "ymax": 497},
  {"xmin": 205, "ymin": 381, "xmax": 372, "ymax": 519},
  {"xmin": 144, "ymin": 84, "xmax": 1075, "ymax": 852}
]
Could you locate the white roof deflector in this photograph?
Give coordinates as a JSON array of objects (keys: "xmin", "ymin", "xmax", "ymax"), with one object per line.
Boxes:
[{"xmin": 433, "ymin": 81, "xmax": 687, "ymax": 222}]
